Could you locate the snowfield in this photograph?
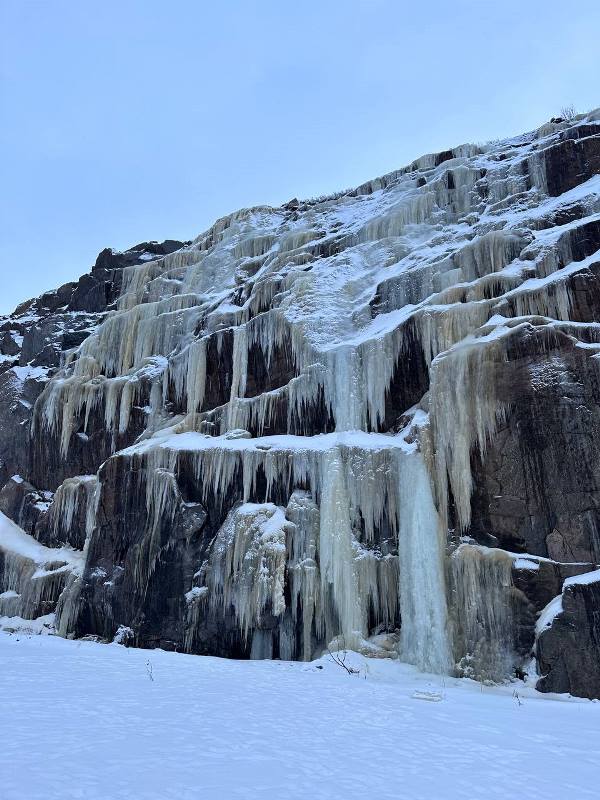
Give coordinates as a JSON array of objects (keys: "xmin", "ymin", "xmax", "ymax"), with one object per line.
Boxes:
[{"xmin": 1, "ymin": 632, "xmax": 599, "ymax": 800}]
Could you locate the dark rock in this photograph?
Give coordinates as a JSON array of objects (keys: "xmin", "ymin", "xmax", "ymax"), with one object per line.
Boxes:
[
  {"xmin": 542, "ymin": 132, "xmax": 600, "ymax": 196},
  {"xmin": 536, "ymin": 576, "xmax": 600, "ymax": 698},
  {"xmin": 469, "ymin": 325, "xmax": 600, "ymax": 562}
]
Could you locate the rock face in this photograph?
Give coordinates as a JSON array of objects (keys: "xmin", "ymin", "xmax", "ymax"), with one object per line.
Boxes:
[
  {"xmin": 536, "ymin": 571, "xmax": 600, "ymax": 699},
  {"xmin": 2, "ymin": 111, "xmax": 600, "ymax": 697}
]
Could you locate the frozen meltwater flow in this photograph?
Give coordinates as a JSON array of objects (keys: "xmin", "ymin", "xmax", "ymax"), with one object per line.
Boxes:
[
  {"xmin": 397, "ymin": 449, "xmax": 452, "ymax": 674},
  {"xmin": 1, "ymin": 632, "xmax": 599, "ymax": 800}
]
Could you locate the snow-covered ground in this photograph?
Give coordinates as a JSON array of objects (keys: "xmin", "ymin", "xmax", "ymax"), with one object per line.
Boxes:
[{"xmin": 1, "ymin": 632, "xmax": 599, "ymax": 800}]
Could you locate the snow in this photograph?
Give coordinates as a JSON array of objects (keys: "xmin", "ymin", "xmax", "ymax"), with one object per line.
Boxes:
[
  {"xmin": 489, "ymin": 174, "xmax": 600, "ymax": 228},
  {"xmin": 564, "ymin": 568, "xmax": 600, "ymax": 588},
  {"xmin": 1, "ymin": 632, "xmax": 599, "ymax": 800},
  {"xmin": 185, "ymin": 585, "xmax": 208, "ymax": 602},
  {"xmin": 125, "ymin": 428, "xmax": 416, "ymax": 457},
  {"xmin": 535, "ymin": 570, "xmax": 600, "ymax": 636},
  {"xmin": 9, "ymin": 364, "xmax": 49, "ymax": 386},
  {"xmin": 536, "ymin": 595, "xmax": 564, "ymax": 635},
  {"xmin": 0, "ymin": 510, "xmax": 84, "ymax": 573},
  {"xmin": 513, "ymin": 557, "xmax": 540, "ymax": 571},
  {"xmin": 501, "ymin": 245, "xmax": 600, "ymax": 298},
  {"xmin": 0, "ymin": 612, "xmax": 55, "ymax": 634},
  {"xmin": 458, "ymin": 542, "xmax": 597, "ymax": 569}
]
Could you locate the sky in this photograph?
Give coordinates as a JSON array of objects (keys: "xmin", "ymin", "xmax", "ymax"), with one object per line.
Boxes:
[{"xmin": 1, "ymin": 1, "xmax": 599, "ymax": 314}]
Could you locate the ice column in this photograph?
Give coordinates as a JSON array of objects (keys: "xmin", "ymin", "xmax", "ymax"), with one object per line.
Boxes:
[
  {"xmin": 397, "ymin": 449, "xmax": 453, "ymax": 674},
  {"xmin": 318, "ymin": 447, "xmax": 364, "ymax": 647}
]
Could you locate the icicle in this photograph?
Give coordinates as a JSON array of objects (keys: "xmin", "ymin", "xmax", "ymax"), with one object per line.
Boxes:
[
  {"xmin": 118, "ymin": 247, "xmax": 201, "ymax": 310},
  {"xmin": 326, "ymin": 347, "xmax": 363, "ymax": 431},
  {"xmin": 50, "ymin": 475, "xmax": 98, "ymax": 549},
  {"xmin": 201, "ymin": 503, "xmax": 290, "ymax": 641},
  {"xmin": 0, "ymin": 551, "xmax": 71, "ymax": 620},
  {"xmin": 224, "ymin": 325, "xmax": 248, "ymax": 431},
  {"xmin": 249, "ymin": 629, "xmax": 274, "ymax": 659},
  {"xmin": 318, "ymin": 448, "xmax": 364, "ymax": 647},
  {"xmin": 54, "ymin": 480, "xmax": 99, "ymax": 638},
  {"xmin": 454, "ymin": 230, "xmax": 526, "ymax": 283},
  {"xmin": 355, "ymin": 547, "xmax": 399, "ymax": 632},
  {"xmin": 344, "ymin": 447, "xmax": 399, "ymax": 542},
  {"xmin": 504, "ymin": 276, "xmax": 573, "ymax": 321},
  {"xmin": 0, "ymin": 511, "xmax": 84, "ymax": 622},
  {"xmin": 186, "ymin": 338, "xmax": 207, "ymax": 415},
  {"xmin": 357, "ymin": 191, "xmax": 436, "ymax": 243},
  {"xmin": 416, "ymin": 301, "xmax": 492, "ymax": 366},
  {"xmin": 431, "ymin": 164, "xmax": 480, "ymax": 217},
  {"xmin": 118, "ymin": 379, "xmax": 137, "ymax": 434},
  {"xmin": 396, "ymin": 448, "xmax": 452, "ymax": 674},
  {"xmin": 450, "ymin": 544, "xmax": 517, "ymax": 682},
  {"xmin": 286, "ymin": 490, "xmax": 322, "ymax": 660},
  {"xmin": 429, "ymin": 331, "xmax": 510, "ymax": 530}
]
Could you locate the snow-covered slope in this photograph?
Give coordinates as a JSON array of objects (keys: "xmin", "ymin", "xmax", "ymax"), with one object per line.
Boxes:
[
  {"xmin": 2, "ymin": 631, "xmax": 599, "ymax": 800},
  {"xmin": 2, "ymin": 109, "xmax": 600, "ymax": 697}
]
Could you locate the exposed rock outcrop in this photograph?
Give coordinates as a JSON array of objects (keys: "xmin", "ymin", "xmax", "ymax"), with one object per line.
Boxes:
[{"xmin": 536, "ymin": 570, "xmax": 600, "ymax": 698}]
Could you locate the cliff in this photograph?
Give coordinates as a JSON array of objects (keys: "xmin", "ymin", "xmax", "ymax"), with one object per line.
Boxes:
[{"xmin": 2, "ymin": 109, "xmax": 600, "ymax": 697}]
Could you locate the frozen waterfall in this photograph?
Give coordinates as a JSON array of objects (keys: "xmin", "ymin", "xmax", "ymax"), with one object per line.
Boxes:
[{"xmin": 14, "ymin": 109, "xmax": 600, "ymax": 682}]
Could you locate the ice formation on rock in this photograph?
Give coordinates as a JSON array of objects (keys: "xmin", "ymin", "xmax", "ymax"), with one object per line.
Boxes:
[
  {"xmin": 3, "ymin": 109, "xmax": 600, "ymax": 693},
  {"xmin": 450, "ymin": 544, "xmax": 517, "ymax": 681},
  {"xmin": 0, "ymin": 511, "xmax": 83, "ymax": 623}
]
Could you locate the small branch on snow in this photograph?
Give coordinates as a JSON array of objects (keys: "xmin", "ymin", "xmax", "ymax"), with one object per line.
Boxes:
[{"xmin": 327, "ymin": 638, "xmax": 360, "ymax": 676}]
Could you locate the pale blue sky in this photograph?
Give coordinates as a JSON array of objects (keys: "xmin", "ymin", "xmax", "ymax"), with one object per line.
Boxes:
[{"xmin": 1, "ymin": 0, "xmax": 599, "ymax": 314}]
